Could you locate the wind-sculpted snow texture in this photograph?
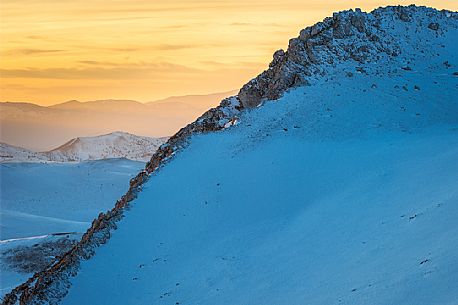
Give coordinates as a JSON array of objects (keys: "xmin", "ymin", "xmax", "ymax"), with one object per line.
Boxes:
[{"xmin": 3, "ymin": 5, "xmax": 458, "ymax": 305}]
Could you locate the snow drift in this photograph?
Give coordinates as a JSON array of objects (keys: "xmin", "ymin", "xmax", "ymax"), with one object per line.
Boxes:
[{"xmin": 3, "ymin": 5, "xmax": 458, "ymax": 305}]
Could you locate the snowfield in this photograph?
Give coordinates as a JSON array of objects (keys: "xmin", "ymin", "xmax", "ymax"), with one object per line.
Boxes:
[
  {"xmin": 0, "ymin": 159, "xmax": 144, "ymax": 298},
  {"xmin": 63, "ymin": 129, "xmax": 458, "ymax": 305},
  {"xmin": 3, "ymin": 5, "xmax": 458, "ymax": 305}
]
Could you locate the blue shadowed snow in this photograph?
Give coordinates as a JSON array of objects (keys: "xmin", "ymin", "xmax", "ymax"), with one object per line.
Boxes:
[
  {"xmin": 0, "ymin": 159, "xmax": 144, "ymax": 297},
  {"xmin": 0, "ymin": 159, "xmax": 144, "ymax": 240}
]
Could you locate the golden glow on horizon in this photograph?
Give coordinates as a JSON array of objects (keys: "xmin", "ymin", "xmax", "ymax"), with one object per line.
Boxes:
[{"xmin": 1, "ymin": 0, "xmax": 457, "ymax": 105}]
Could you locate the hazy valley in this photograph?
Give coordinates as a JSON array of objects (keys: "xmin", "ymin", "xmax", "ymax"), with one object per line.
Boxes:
[{"xmin": 0, "ymin": 90, "xmax": 235, "ymax": 151}]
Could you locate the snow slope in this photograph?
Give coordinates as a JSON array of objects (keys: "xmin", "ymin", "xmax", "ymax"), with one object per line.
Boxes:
[
  {"xmin": 62, "ymin": 130, "xmax": 458, "ymax": 305},
  {"xmin": 4, "ymin": 5, "xmax": 458, "ymax": 305},
  {"xmin": 0, "ymin": 159, "xmax": 144, "ymax": 297},
  {"xmin": 0, "ymin": 132, "xmax": 167, "ymax": 163},
  {"xmin": 0, "ymin": 143, "xmax": 48, "ymax": 163},
  {"xmin": 47, "ymin": 132, "xmax": 167, "ymax": 162}
]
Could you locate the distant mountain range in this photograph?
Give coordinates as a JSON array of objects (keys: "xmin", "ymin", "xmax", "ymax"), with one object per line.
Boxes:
[
  {"xmin": 0, "ymin": 132, "xmax": 167, "ymax": 162},
  {"xmin": 0, "ymin": 90, "xmax": 236, "ymax": 151}
]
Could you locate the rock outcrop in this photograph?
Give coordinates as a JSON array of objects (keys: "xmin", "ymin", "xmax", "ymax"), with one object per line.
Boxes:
[{"xmin": 238, "ymin": 5, "xmax": 457, "ymax": 108}]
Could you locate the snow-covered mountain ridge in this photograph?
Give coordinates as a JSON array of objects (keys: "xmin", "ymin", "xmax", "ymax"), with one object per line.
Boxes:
[
  {"xmin": 0, "ymin": 132, "xmax": 167, "ymax": 162},
  {"xmin": 238, "ymin": 5, "xmax": 457, "ymax": 108},
  {"xmin": 3, "ymin": 5, "xmax": 458, "ymax": 304}
]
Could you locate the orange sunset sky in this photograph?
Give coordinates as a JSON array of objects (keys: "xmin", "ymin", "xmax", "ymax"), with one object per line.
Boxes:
[{"xmin": 1, "ymin": 0, "xmax": 457, "ymax": 106}]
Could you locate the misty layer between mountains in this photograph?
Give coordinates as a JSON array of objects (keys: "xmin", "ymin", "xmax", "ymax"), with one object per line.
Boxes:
[{"xmin": 0, "ymin": 91, "xmax": 236, "ymax": 151}]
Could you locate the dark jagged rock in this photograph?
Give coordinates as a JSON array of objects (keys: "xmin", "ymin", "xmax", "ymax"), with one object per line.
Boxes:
[
  {"xmin": 237, "ymin": 5, "xmax": 457, "ymax": 109},
  {"xmin": 428, "ymin": 22, "xmax": 440, "ymax": 30}
]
